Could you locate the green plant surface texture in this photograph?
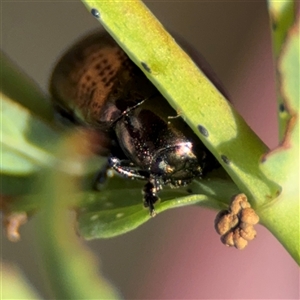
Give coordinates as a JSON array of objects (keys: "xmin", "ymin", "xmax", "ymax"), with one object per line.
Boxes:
[
  {"xmin": 81, "ymin": 0, "xmax": 278, "ymax": 208},
  {"xmin": 260, "ymin": 3, "xmax": 300, "ymax": 264},
  {"xmin": 78, "ymin": 175, "xmax": 240, "ymax": 239},
  {"xmin": 34, "ymin": 133, "xmax": 120, "ymax": 299}
]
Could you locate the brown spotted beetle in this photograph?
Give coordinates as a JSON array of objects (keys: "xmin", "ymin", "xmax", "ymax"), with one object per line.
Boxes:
[{"xmin": 50, "ymin": 31, "xmax": 223, "ymax": 216}]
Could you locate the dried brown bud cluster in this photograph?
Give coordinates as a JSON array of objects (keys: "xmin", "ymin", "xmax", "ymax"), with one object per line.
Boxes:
[{"xmin": 215, "ymin": 194, "xmax": 259, "ymax": 249}]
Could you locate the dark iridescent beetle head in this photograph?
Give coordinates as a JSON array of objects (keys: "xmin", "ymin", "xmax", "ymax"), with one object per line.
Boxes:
[{"xmin": 150, "ymin": 142, "xmax": 201, "ymax": 181}]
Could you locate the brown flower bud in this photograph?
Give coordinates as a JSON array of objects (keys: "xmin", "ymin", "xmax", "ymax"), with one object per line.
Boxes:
[
  {"xmin": 215, "ymin": 211, "xmax": 238, "ymax": 235},
  {"xmin": 241, "ymin": 207, "xmax": 260, "ymax": 225},
  {"xmin": 240, "ymin": 224, "xmax": 257, "ymax": 241},
  {"xmin": 221, "ymin": 232, "xmax": 235, "ymax": 247},
  {"xmin": 233, "ymin": 229, "xmax": 248, "ymax": 250}
]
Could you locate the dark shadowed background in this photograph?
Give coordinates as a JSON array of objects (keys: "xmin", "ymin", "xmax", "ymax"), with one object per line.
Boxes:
[{"xmin": 1, "ymin": 1, "xmax": 299, "ymax": 299}]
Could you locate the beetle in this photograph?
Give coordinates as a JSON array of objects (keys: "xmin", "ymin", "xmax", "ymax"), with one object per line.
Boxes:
[{"xmin": 50, "ymin": 31, "xmax": 223, "ymax": 216}]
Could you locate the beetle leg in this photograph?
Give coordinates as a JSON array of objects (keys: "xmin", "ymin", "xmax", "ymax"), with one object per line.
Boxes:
[
  {"xmin": 110, "ymin": 98, "xmax": 146, "ymax": 126},
  {"xmin": 93, "ymin": 162, "xmax": 110, "ymax": 190},
  {"xmin": 108, "ymin": 156, "xmax": 148, "ymax": 180},
  {"xmin": 143, "ymin": 178, "xmax": 161, "ymax": 217},
  {"xmin": 111, "ymin": 93, "xmax": 159, "ymax": 125}
]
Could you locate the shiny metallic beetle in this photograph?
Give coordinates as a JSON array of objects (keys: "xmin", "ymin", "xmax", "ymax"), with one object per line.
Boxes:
[{"xmin": 50, "ymin": 32, "xmax": 221, "ymax": 216}]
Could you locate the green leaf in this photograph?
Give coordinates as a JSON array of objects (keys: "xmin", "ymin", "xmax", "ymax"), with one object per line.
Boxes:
[
  {"xmin": 1, "ymin": 93, "xmax": 59, "ymax": 175},
  {"xmin": 78, "ymin": 175, "xmax": 240, "ymax": 239},
  {"xmin": 6, "ymin": 168, "xmax": 239, "ymax": 239},
  {"xmin": 0, "ymin": 92, "xmax": 100, "ymax": 197}
]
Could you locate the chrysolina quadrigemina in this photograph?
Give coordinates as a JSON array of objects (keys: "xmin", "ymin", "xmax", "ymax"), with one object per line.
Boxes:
[{"xmin": 50, "ymin": 31, "xmax": 225, "ymax": 216}]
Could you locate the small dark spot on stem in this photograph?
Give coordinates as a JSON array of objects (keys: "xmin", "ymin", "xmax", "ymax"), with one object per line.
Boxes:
[
  {"xmin": 198, "ymin": 125, "xmax": 209, "ymax": 137},
  {"xmin": 279, "ymin": 103, "xmax": 285, "ymax": 112},
  {"xmin": 221, "ymin": 155, "xmax": 230, "ymax": 165},
  {"xmin": 272, "ymin": 21, "xmax": 277, "ymax": 31},
  {"xmin": 141, "ymin": 62, "xmax": 151, "ymax": 73},
  {"xmin": 91, "ymin": 8, "xmax": 100, "ymax": 18},
  {"xmin": 261, "ymin": 156, "xmax": 267, "ymax": 163}
]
